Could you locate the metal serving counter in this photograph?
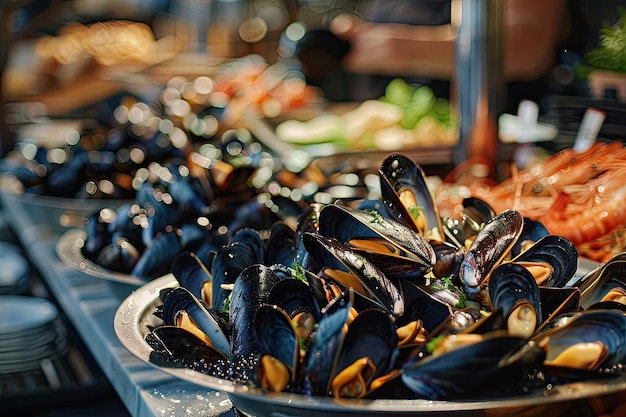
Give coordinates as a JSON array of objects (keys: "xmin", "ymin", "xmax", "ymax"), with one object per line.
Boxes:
[{"xmin": 0, "ymin": 193, "xmax": 236, "ymax": 417}]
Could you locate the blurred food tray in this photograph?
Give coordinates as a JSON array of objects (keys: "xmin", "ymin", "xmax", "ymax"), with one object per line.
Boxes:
[{"xmin": 241, "ymin": 104, "xmax": 456, "ymax": 173}]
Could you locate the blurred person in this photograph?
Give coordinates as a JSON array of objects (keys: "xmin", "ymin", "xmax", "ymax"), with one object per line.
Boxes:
[{"xmin": 329, "ymin": 0, "xmax": 570, "ymax": 112}]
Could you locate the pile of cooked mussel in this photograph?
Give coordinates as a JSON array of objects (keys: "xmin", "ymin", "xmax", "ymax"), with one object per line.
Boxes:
[
  {"xmin": 78, "ymin": 139, "xmax": 307, "ymax": 281},
  {"xmin": 0, "ymin": 56, "xmax": 321, "ymax": 200},
  {"xmin": 143, "ymin": 153, "xmax": 626, "ymax": 401}
]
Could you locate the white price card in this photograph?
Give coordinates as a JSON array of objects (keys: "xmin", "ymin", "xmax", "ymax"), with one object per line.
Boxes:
[{"xmin": 573, "ymin": 107, "xmax": 606, "ymax": 153}]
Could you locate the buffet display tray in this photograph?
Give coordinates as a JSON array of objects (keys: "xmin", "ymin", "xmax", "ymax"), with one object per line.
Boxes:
[
  {"xmin": 115, "ymin": 272, "xmax": 625, "ymax": 417},
  {"xmin": 241, "ymin": 107, "xmax": 456, "ymax": 174}
]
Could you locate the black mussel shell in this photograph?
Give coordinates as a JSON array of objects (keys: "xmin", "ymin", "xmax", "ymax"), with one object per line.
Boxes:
[
  {"xmin": 572, "ymin": 252, "xmax": 626, "ymax": 309},
  {"xmin": 304, "ymin": 290, "xmax": 354, "ymax": 396},
  {"xmin": 302, "ymin": 232, "xmax": 403, "ymax": 317},
  {"xmin": 131, "ymin": 229, "xmax": 182, "ymax": 281},
  {"xmin": 317, "ymin": 203, "xmax": 435, "ymax": 280},
  {"xmin": 146, "ymin": 326, "xmax": 228, "ymax": 374},
  {"xmin": 510, "ymin": 235, "xmax": 578, "ymax": 288},
  {"xmin": 255, "ymin": 304, "xmax": 300, "ymax": 383},
  {"xmin": 401, "ymin": 333, "xmax": 534, "ymax": 400},
  {"xmin": 211, "ymin": 234, "xmax": 265, "ymax": 310},
  {"xmin": 443, "ymin": 197, "xmax": 495, "ymax": 249},
  {"xmin": 430, "ymin": 240, "xmax": 465, "ymax": 280},
  {"xmin": 83, "ymin": 210, "xmax": 113, "ymax": 258},
  {"xmin": 536, "ymin": 286, "xmax": 581, "ymax": 333},
  {"xmin": 95, "ymin": 238, "xmax": 140, "ymax": 273},
  {"xmin": 230, "ymin": 228, "xmax": 266, "ymax": 262},
  {"xmin": 265, "ymin": 221, "xmax": 296, "ymax": 268},
  {"xmin": 161, "ymin": 286, "xmax": 230, "ymax": 358},
  {"xmin": 398, "ymin": 279, "xmax": 455, "ymax": 333},
  {"xmin": 459, "ymin": 209, "xmax": 524, "ymax": 302},
  {"xmin": 139, "ymin": 185, "xmax": 182, "ymax": 247},
  {"xmin": 488, "ymin": 263, "xmax": 542, "ymax": 338},
  {"xmin": 171, "ymin": 251, "xmax": 212, "ymax": 303},
  {"xmin": 532, "ymin": 309, "xmax": 626, "ymax": 370},
  {"xmin": 379, "ymin": 153, "xmax": 444, "ymax": 242},
  {"xmin": 294, "ymin": 203, "xmax": 324, "ymax": 274},
  {"xmin": 229, "ymin": 264, "xmax": 281, "ymax": 360},
  {"xmin": 267, "ymin": 278, "xmax": 321, "ymax": 323},
  {"xmin": 332, "ymin": 308, "xmax": 399, "ymax": 398},
  {"xmin": 510, "ymin": 218, "xmax": 550, "ymax": 258}
]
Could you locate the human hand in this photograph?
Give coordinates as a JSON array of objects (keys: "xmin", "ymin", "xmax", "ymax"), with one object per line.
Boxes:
[{"xmin": 329, "ymin": 14, "xmax": 456, "ymax": 78}]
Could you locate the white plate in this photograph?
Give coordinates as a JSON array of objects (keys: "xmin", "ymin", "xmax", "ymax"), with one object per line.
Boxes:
[
  {"xmin": 114, "ymin": 275, "xmax": 626, "ymax": 417},
  {"xmin": 0, "ymin": 296, "xmax": 58, "ymax": 335},
  {"xmin": 56, "ymin": 229, "xmax": 147, "ymax": 286}
]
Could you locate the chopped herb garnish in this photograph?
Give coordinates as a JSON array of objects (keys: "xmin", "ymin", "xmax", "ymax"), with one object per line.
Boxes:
[
  {"xmin": 369, "ymin": 210, "xmax": 384, "ymax": 224},
  {"xmin": 408, "ymin": 205, "xmax": 423, "ymax": 220},
  {"xmin": 426, "ymin": 334, "xmax": 447, "ymax": 354}
]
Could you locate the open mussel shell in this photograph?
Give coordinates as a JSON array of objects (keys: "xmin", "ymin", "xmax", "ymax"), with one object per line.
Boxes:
[
  {"xmin": 430, "ymin": 240, "xmax": 465, "ymax": 279},
  {"xmin": 301, "ymin": 269, "xmax": 341, "ymax": 310},
  {"xmin": 161, "ymin": 286, "xmax": 230, "ymax": 358},
  {"xmin": 400, "ymin": 331, "xmax": 535, "ymax": 400},
  {"xmin": 303, "ymin": 269, "xmax": 384, "ymax": 313},
  {"xmin": 331, "ymin": 308, "xmax": 399, "ymax": 398},
  {"xmin": 302, "ymin": 232, "xmax": 403, "ymax": 317},
  {"xmin": 536, "ymin": 286, "xmax": 581, "ymax": 333},
  {"xmin": 303, "ymin": 290, "xmax": 355, "ymax": 396},
  {"xmin": 397, "ymin": 279, "xmax": 456, "ymax": 333},
  {"xmin": 379, "ymin": 153, "xmax": 444, "ymax": 242},
  {"xmin": 146, "ymin": 325, "xmax": 229, "ymax": 372},
  {"xmin": 510, "ymin": 234, "xmax": 578, "ymax": 288},
  {"xmin": 317, "ymin": 203, "xmax": 436, "ymax": 280},
  {"xmin": 570, "ymin": 252, "xmax": 626, "ymax": 309},
  {"xmin": 488, "ymin": 263, "xmax": 542, "ymax": 338},
  {"xmin": 443, "ymin": 196, "xmax": 495, "ymax": 249},
  {"xmin": 267, "ymin": 278, "xmax": 322, "ymax": 325},
  {"xmin": 510, "ymin": 218, "xmax": 550, "ymax": 258},
  {"xmin": 459, "ymin": 209, "xmax": 524, "ymax": 303},
  {"xmin": 532, "ymin": 309, "xmax": 626, "ymax": 371},
  {"xmin": 255, "ymin": 304, "xmax": 300, "ymax": 391}
]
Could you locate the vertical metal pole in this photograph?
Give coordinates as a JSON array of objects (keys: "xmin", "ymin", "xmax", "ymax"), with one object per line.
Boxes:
[{"xmin": 454, "ymin": 0, "xmax": 505, "ymax": 166}]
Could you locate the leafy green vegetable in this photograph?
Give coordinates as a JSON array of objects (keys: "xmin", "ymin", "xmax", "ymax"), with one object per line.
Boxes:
[
  {"xmin": 383, "ymin": 78, "xmax": 414, "ymax": 106},
  {"xmin": 381, "ymin": 78, "xmax": 454, "ymax": 129},
  {"xmin": 401, "ymin": 85, "xmax": 435, "ymax": 129},
  {"xmin": 578, "ymin": 7, "xmax": 626, "ymax": 77}
]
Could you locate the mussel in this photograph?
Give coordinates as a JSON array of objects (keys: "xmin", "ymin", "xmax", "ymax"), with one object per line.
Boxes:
[
  {"xmin": 459, "ymin": 209, "xmax": 524, "ymax": 304},
  {"xmin": 317, "ymin": 203, "xmax": 436, "ymax": 282}
]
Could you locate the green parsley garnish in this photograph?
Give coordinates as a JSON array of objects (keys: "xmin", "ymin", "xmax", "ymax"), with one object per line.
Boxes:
[{"xmin": 408, "ymin": 205, "xmax": 423, "ymax": 221}]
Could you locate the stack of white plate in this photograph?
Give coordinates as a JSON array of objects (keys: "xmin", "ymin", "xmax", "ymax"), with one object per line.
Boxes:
[{"xmin": 0, "ymin": 296, "xmax": 68, "ymax": 374}]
